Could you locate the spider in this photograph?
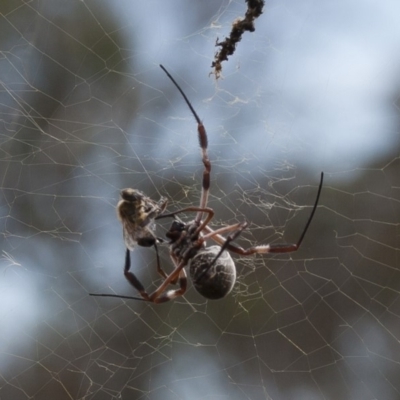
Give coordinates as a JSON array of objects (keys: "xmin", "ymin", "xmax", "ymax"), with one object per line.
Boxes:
[{"xmin": 90, "ymin": 65, "xmax": 324, "ymax": 304}]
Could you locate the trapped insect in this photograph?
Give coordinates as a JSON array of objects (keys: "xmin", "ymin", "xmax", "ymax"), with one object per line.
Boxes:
[
  {"xmin": 90, "ymin": 65, "xmax": 324, "ymax": 303},
  {"xmin": 117, "ymin": 188, "xmax": 168, "ymax": 279}
]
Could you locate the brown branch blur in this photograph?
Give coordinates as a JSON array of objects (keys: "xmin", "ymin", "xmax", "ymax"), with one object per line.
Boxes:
[{"xmin": 211, "ymin": 0, "xmax": 265, "ymax": 78}]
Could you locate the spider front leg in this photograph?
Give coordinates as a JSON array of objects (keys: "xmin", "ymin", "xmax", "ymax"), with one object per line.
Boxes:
[{"xmin": 160, "ymin": 65, "xmax": 211, "ymax": 223}]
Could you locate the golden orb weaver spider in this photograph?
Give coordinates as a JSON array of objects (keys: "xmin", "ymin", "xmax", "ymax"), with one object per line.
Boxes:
[{"xmin": 90, "ymin": 65, "xmax": 324, "ymax": 303}]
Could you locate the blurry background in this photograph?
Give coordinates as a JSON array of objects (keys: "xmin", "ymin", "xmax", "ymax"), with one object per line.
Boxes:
[{"xmin": 1, "ymin": 1, "xmax": 399, "ymax": 399}]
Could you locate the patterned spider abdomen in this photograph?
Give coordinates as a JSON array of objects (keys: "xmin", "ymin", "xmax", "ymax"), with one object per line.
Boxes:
[{"xmin": 189, "ymin": 246, "xmax": 236, "ymax": 300}]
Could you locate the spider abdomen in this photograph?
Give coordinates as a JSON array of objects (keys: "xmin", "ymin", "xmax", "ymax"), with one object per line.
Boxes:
[{"xmin": 189, "ymin": 246, "xmax": 236, "ymax": 300}]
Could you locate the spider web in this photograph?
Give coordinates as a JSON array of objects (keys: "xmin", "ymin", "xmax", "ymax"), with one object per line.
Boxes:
[{"xmin": 1, "ymin": 1, "xmax": 400, "ymax": 399}]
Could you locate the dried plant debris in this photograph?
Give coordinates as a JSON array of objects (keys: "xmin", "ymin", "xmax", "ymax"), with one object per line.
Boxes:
[{"xmin": 211, "ymin": 0, "xmax": 265, "ymax": 78}]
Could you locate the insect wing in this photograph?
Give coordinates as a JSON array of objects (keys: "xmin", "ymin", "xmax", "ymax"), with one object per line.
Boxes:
[{"xmin": 122, "ymin": 219, "xmax": 138, "ymax": 251}]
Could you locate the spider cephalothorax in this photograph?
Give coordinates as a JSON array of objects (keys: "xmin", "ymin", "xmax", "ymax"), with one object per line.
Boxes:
[{"xmin": 90, "ymin": 65, "xmax": 324, "ymax": 304}]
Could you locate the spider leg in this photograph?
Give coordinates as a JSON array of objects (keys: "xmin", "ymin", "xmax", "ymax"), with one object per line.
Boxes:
[
  {"xmin": 122, "ymin": 249, "xmax": 150, "ymax": 300},
  {"xmin": 156, "ymin": 206, "xmax": 214, "ymax": 236},
  {"xmin": 89, "ymin": 249, "xmax": 150, "ymax": 301},
  {"xmin": 204, "ymin": 172, "xmax": 324, "ymax": 255},
  {"xmin": 149, "ymin": 268, "xmax": 188, "ymax": 304},
  {"xmin": 89, "ymin": 247, "xmax": 187, "ymax": 303},
  {"xmin": 135, "ymin": 233, "xmax": 169, "ymax": 279},
  {"xmin": 201, "ymin": 222, "xmax": 246, "ymax": 242},
  {"xmin": 122, "ymin": 247, "xmax": 188, "ymax": 304},
  {"xmin": 160, "ymin": 65, "xmax": 211, "ymax": 224},
  {"xmin": 153, "ymin": 241, "xmax": 168, "ymax": 280}
]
